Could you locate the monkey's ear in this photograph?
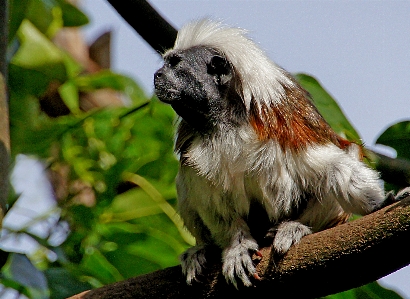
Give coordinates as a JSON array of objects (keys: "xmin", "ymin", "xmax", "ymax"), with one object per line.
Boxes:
[{"xmin": 207, "ymin": 55, "xmax": 232, "ymax": 85}]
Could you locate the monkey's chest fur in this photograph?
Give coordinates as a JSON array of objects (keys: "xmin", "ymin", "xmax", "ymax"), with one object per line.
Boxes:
[{"xmin": 176, "ymin": 124, "xmax": 344, "ymax": 246}]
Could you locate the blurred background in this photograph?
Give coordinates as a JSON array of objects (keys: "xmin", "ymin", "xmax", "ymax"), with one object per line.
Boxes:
[{"xmin": 1, "ymin": 0, "xmax": 409, "ymax": 298}]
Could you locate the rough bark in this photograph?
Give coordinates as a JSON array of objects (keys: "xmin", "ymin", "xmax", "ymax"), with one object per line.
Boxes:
[{"xmin": 67, "ymin": 198, "xmax": 410, "ymax": 299}]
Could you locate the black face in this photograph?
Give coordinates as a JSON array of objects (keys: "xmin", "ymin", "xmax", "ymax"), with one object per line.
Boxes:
[{"xmin": 154, "ymin": 46, "xmax": 244, "ymax": 132}]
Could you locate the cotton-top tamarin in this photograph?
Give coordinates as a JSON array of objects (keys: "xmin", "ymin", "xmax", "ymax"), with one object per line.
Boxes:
[{"xmin": 154, "ymin": 19, "xmax": 406, "ymax": 287}]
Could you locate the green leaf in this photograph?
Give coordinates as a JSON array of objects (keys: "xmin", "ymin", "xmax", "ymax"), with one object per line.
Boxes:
[
  {"xmin": 9, "ymin": 0, "xmax": 88, "ymax": 44},
  {"xmin": 295, "ymin": 73, "xmax": 361, "ymax": 143},
  {"xmin": 323, "ymin": 289, "xmax": 355, "ymax": 299},
  {"xmin": 99, "ymin": 221, "xmax": 184, "ymax": 278},
  {"xmin": 63, "ymin": 52, "xmax": 84, "ymax": 78},
  {"xmin": 124, "ymin": 173, "xmax": 195, "ymax": 246},
  {"xmin": 376, "ymin": 121, "xmax": 410, "ymax": 160},
  {"xmin": 25, "ymin": 0, "xmax": 56, "ymax": 34},
  {"xmin": 8, "ymin": 0, "xmax": 31, "ymax": 43},
  {"xmin": 59, "ymin": 80, "xmax": 80, "ymax": 114},
  {"xmin": 73, "ymin": 71, "xmax": 147, "ymax": 105},
  {"xmin": 324, "ymin": 282, "xmax": 403, "ymax": 299},
  {"xmin": 44, "ymin": 268, "xmax": 92, "ymax": 299},
  {"xmin": 10, "ymin": 104, "xmax": 76, "ymax": 157},
  {"xmin": 356, "ymin": 281, "xmax": 403, "ymax": 299},
  {"xmin": 56, "ymin": 0, "xmax": 89, "ymax": 27},
  {"xmin": 106, "ymin": 188, "xmax": 164, "ymax": 219},
  {"xmin": 8, "ymin": 64, "xmax": 52, "ymax": 96},
  {"xmin": 11, "ymin": 19, "xmax": 67, "ymax": 81},
  {"xmin": 81, "ymin": 247, "xmax": 124, "ymax": 285},
  {"xmin": 9, "ymin": 91, "xmax": 53, "ymax": 157}
]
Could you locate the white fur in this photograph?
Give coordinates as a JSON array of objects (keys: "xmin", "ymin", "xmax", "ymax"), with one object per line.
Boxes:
[{"xmin": 179, "ymin": 126, "xmax": 384, "ymax": 231}]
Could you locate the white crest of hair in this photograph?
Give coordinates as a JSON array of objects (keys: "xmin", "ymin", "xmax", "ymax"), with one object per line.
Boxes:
[{"xmin": 169, "ymin": 19, "xmax": 295, "ymax": 110}]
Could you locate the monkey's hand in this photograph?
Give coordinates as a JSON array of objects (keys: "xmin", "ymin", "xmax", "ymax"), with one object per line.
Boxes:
[
  {"xmin": 379, "ymin": 187, "xmax": 410, "ymax": 210},
  {"xmin": 397, "ymin": 187, "xmax": 410, "ymax": 201},
  {"xmin": 268, "ymin": 221, "xmax": 312, "ymax": 256},
  {"xmin": 222, "ymin": 236, "xmax": 260, "ymax": 288},
  {"xmin": 180, "ymin": 245, "xmax": 207, "ymax": 285}
]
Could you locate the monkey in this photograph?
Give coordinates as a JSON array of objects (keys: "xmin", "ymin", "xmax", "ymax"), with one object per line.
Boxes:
[{"xmin": 153, "ymin": 19, "xmax": 409, "ymax": 287}]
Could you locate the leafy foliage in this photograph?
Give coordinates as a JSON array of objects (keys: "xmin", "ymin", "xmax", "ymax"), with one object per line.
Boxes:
[
  {"xmin": 322, "ymin": 282, "xmax": 403, "ymax": 299},
  {"xmin": 3, "ymin": 0, "xmax": 192, "ymax": 297},
  {"xmin": 0, "ymin": 1, "xmax": 408, "ymax": 299},
  {"xmin": 376, "ymin": 121, "xmax": 410, "ymax": 160}
]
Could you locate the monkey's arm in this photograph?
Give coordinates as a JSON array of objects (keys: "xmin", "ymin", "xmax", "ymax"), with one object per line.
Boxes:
[{"xmin": 177, "ymin": 166, "xmax": 260, "ymax": 287}]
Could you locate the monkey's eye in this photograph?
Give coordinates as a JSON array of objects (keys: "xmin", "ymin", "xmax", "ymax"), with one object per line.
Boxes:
[
  {"xmin": 207, "ymin": 55, "xmax": 230, "ymax": 76},
  {"xmin": 167, "ymin": 55, "xmax": 182, "ymax": 68}
]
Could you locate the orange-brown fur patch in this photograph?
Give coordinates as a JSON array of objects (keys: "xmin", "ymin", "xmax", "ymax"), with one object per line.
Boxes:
[{"xmin": 250, "ymin": 82, "xmax": 347, "ymax": 152}]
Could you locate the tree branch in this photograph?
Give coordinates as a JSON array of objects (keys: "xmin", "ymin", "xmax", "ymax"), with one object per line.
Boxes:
[
  {"xmin": 0, "ymin": 0, "xmax": 10, "ymax": 218},
  {"xmin": 105, "ymin": 0, "xmax": 177, "ymax": 54},
  {"xmin": 0, "ymin": 0, "xmax": 10, "ymax": 269},
  {"xmin": 68, "ymin": 198, "xmax": 410, "ymax": 299}
]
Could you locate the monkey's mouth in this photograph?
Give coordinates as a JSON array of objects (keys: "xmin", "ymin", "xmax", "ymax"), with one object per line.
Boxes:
[{"xmin": 154, "ymin": 87, "xmax": 181, "ymax": 104}]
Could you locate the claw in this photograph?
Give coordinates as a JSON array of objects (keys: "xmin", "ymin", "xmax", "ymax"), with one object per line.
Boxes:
[
  {"xmin": 222, "ymin": 237, "xmax": 259, "ymax": 287},
  {"xmin": 180, "ymin": 245, "xmax": 207, "ymax": 284},
  {"xmin": 253, "ymin": 272, "xmax": 261, "ymax": 280},
  {"xmin": 396, "ymin": 187, "xmax": 410, "ymax": 201}
]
